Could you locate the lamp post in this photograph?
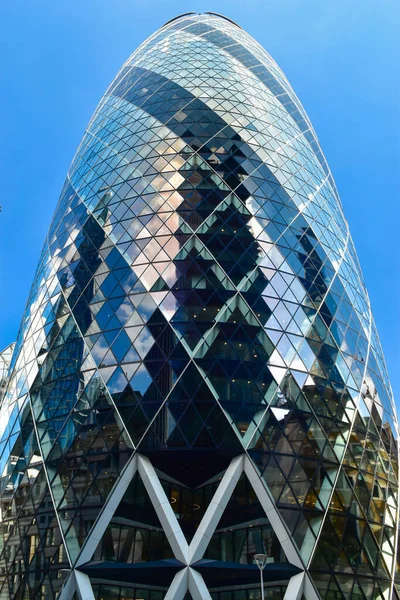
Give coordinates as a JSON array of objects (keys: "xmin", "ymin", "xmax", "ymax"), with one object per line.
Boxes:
[{"xmin": 254, "ymin": 553, "xmax": 269, "ymax": 600}]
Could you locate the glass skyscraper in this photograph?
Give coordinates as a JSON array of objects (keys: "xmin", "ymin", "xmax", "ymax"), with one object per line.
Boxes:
[{"xmin": 0, "ymin": 12, "xmax": 398, "ymax": 600}]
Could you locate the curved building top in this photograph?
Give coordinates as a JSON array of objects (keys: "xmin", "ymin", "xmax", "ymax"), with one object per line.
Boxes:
[{"xmin": 9, "ymin": 10, "xmax": 394, "ymax": 436}]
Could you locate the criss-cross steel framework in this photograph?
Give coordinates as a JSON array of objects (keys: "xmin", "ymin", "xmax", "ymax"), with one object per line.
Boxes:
[{"xmin": 0, "ymin": 12, "xmax": 398, "ymax": 600}]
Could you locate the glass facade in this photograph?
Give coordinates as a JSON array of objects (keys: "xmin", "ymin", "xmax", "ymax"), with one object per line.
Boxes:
[{"xmin": 0, "ymin": 12, "xmax": 398, "ymax": 600}]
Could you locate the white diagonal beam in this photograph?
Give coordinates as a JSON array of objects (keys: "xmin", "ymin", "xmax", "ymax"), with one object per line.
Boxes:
[
  {"xmin": 57, "ymin": 571, "xmax": 76, "ymax": 600},
  {"xmin": 138, "ymin": 454, "xmax": 189, "ymax": 564},
  {"xmin": 188, "ymin": 567, "xmax": 213, "ymax": 600},
  {"xmin": 75, "ymin": 571, "xmax": 95, "ymax": 600},
  {"xmin": 188, "ymin": 455, "xmax": 244, "ymax": 563},
  {"xmin": 244, "ymin": 455, "xmax": 303, "ymax": 569},
  {"xmin": 283, "ymin": 572, "xmax": 304, "ymax": 600},
  {"xmin": 303, "ymin": 572, "xmax": 322, "ymax": 600},
  {"xmin": 76, "ymin": 453, "xmax": 138, "ymax": 567},
  {"xmin": 164, "ymin": 568, "xmax": 189, "ymax": 600}
]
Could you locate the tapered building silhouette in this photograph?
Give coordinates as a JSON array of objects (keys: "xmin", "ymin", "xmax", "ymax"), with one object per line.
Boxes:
[{"xmin": 0, "ymin": 12, "xmax": 398, "ymax": 600}]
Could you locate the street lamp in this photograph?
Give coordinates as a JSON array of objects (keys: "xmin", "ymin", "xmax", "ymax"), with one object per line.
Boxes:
[{"xmin": 254, "ymin": 553, "xmax": 269, "ymax": 600}]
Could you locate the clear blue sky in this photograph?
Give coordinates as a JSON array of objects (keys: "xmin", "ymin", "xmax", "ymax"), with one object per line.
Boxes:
[{"xmin": 1, "ymin": 1, "xmax": 399, "ymax": 403}]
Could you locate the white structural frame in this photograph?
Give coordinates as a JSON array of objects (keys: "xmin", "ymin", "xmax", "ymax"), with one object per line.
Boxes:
[{"xmin": 57, "ymin": 452, "xmax": 321, "ymax": 600}]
